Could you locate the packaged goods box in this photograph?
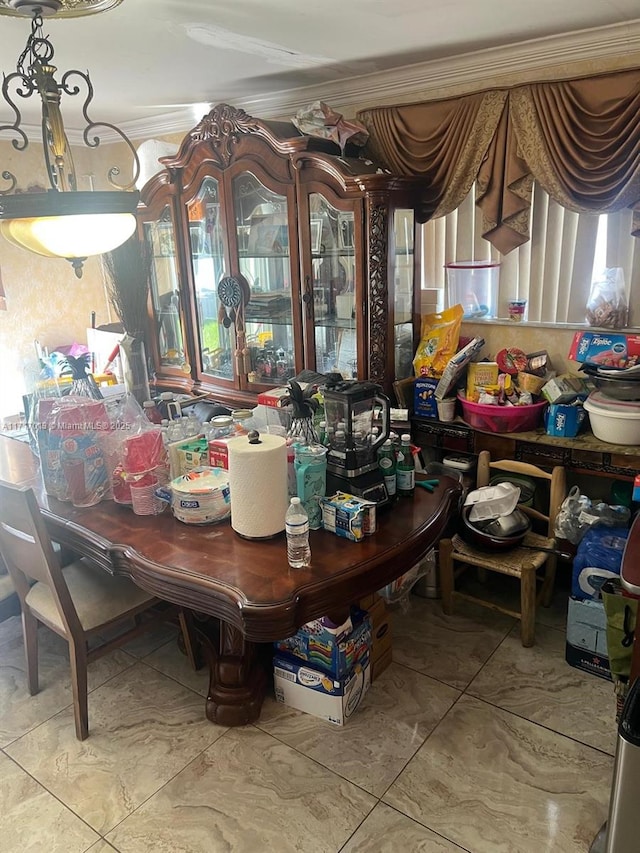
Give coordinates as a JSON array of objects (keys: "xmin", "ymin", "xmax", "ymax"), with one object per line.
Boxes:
[
  {"xmin": 569, "ymin": 331, "xmax": 640, "ymax": 368},
  {"xmin": 273, "ymin": 609, "xmax": 371, "ymax": 679},
  {"xmin": 273, "ymin": 653, "xmax": 370, "ymax": 725},
  {"xmin": 545, "ymin": 404, "xmax": 586, "ymax": 437},
  {"xmin": 414, "ymin": 377, "xmax": 439, "ymax": 418},
  {"xmin": 565, "ymin": 596, "xmax": 611, "ymax": 681}
]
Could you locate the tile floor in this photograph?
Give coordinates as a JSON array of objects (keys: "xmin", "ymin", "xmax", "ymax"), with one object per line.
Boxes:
[{"xmin": 0, "ymin": 583, "xmax": 615, "ymax": 853}]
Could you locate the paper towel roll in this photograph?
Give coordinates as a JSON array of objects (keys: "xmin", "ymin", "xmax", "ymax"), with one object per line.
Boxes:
[{"xmin": 228, "ymin": 433, "xmax": 289, "ymax": 538}]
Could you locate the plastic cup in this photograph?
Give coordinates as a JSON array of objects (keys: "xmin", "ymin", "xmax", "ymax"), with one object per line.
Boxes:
[
  {"xmin": 62, "ymin": 458, "xmax": 88, "ymax": 506},
  {"xmin": 508, "ymin": 299, "xmax": 527, "ymax": 322},
  {"xmin": 437, "ymin": 398, "xmax": 457, "ymax": 422},
  {"xmin": 130, "ymin": 474, "xmax": 162, "ymax": 515}
]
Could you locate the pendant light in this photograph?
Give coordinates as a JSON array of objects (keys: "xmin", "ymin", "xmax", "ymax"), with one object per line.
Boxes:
[{"xmin": 0, "ymin": 0, "xmax": 140, "ymax": 277}]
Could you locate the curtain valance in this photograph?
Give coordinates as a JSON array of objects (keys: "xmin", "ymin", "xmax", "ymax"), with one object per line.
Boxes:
[{"xmin": 357, "ymin": 68, "xmax": 640, "ymax": 253}]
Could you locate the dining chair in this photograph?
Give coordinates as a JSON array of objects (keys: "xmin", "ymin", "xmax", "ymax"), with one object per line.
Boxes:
[
  {"xmin": 0, "ymin": 479, "xmax": 172, "ymax": 740},
  {"xmin": 438, "ymin": 451, "xmax": 567, "ymax": 647}
]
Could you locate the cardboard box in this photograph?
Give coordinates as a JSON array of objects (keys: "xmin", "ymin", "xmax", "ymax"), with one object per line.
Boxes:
[
  {"xmin": 466, "ymin": 362, "xmax": 499, "ymax": 403},
  {"xmin": 565, "ymin": 596, "xmax": 611, "ymax": 681},
  {"xmin": 545, "ymin": 403, "xmax": 586, "ymax": 437},
  {"xmin": 273, "ymin": 653, "xmax": 371, "ymax": 725},
  {"xmin": 273, "ymin": 609, "xmax": 371, "ymax": 679},
  {"xmin": 372, "ymin": 647, "xmax": 392, "ymax": 682},
  {"xmin": 569, "ymin": 331, "xmax": 640, "ymax": 368},
  {"xmin": 541, "ymin": 373, "xmax": 589, "ymax": 405},
  {"xmin": 321, "ymin": 493, "xmax": 367, "ymax": 541},
  {"xmin": 371, "ymin": 612, "xmax": 392, "ymax": 664},
  {"xmin": 434, "ymin": 336, "xmax": 485, "ymax": 400},
  {"xmin": 414, "ymin": 377, "xmax": 439, "ymax": 418}
]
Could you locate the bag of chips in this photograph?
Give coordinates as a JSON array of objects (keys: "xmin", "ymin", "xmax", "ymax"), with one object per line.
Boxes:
[{"xmin": 412, "ymin": 304, "xmax": 464, "ymax": 378}]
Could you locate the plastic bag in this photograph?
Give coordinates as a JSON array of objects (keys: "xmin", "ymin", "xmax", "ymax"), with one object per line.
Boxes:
[
  {"xmin": 586, "ymin": 268, "xmax": 628, "ymax": 329},
  {"xmin": 378, "ymin": 562, "xmax": 428, "ymax": 611},
  {"xmin": 37, "ymin": 395, "xmax": 113, "ymax": 505},
  {"xmin": 555, "ymin": 485, "xmax": 630, "ymax": 544},
  {"xmin": 412, "ymin": 304, "xmax": 464, "ymax": 378},
  {"xmin": 292, "ymin": 101, "xmax": 369, "ymax": 152}
]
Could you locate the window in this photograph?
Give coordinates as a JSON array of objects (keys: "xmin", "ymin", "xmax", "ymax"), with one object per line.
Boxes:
[{"xmin": 422, "ymin": 183, "xmax": 640, "ymax": 327}]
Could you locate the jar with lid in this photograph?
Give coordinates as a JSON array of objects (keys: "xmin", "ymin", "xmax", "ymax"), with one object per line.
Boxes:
[
  {"xmin": 231, "ymin": 409, "xmax": 255, "ymax": 435},
  {"xmin": 209, "ymin": 415, "xmax": 234, "ymax": 439}
]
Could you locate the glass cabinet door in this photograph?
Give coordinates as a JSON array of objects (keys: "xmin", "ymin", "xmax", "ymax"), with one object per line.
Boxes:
[
  {"xmin": 145, "ymin": 205, "xmax": 188, "ymax": 372},
  {"xmin": 187, "ymin": 176, "xmax": 235, "ymax": 381},
  {"xmin": 309, "ymin": 193, "xmax": 357, "ymax": 378},
  {"xmin": 232, "ymin": 172, "xmax": 296, "ymax": 386},
  {"xmin": 393, "ymin": 208, "xmax": 415, "ymax": 379}
]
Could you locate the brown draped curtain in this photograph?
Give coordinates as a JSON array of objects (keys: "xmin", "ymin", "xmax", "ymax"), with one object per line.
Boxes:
[{"xmin": 357, "ymin": 68, "xmax": 640, "ymax": 254}]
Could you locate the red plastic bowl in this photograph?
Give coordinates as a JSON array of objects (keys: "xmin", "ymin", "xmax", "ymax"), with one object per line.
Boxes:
[{"xmin": 458, "ymin": 394, "xmax": 547, "ymax": 433}]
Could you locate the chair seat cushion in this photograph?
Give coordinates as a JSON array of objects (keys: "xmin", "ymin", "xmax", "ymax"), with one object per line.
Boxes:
[
  {"xmin": 450, "ymin": 532, "xmax": 554, "ymax": 576},
  {"xmin": 25, "ymin": 558, "xmax": 156, "ymax": 632}
]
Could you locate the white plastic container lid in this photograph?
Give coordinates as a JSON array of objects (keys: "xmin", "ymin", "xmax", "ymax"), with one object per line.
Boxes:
[
  {"xmin": 464, "ymin": 482, "xmax": 520, "ymax": 522},
  {"xmin": 584, "ymin": 392, "xmax": 640, "ymax": 418}
]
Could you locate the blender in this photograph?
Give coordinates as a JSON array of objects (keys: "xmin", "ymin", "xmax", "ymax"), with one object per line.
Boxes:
[{"xmin": 323, "ymin": 380, "xmax": 391, "ymax": 504}]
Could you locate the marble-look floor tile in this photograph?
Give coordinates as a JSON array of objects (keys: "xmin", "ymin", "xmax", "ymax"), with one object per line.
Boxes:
[
  {"xmin": 392, "ymin": 596, "xmax": 515, "ymax": 690},
  {"xmin": 341, "ymin": 802, "xmax": 468, "ymax": 852},
  {"xmin": 85, "ymin": 843, "xmax": 119, "ymax": 853},
  {"xmin": 258, "ymin": 662, "xmax": 460, "ymax": 796},
  {"xmin": 113, "ymin": 622, "xmax": 179, "ymax": 659},
  {"xmin": 384, "ymin": 694, "xmax": 613, "ymax": 853},
  {"xmin": 0, "ymin": 750, "xmax": 99, "ymax": 853},
  {"xmin": 0, "ymin": 616, "xmax": 136, "ymax": 748},
  {"xmin": 107, "ymin": 726, "xmax": 376, "ymax": 853},
  {"xmin": 453, "ymin": 574, "xmax": 570, "ymax": 631},
  {"xmin": 468, "ymin": 622, "xmax": 617, "ymax": 754},
  {"xmin": 6, "ymin": 662, "xmax": 225, "ymax": 835},
  {"xmin": 143, "ymin": 638, "xmax": 209, "ymax": 697}
]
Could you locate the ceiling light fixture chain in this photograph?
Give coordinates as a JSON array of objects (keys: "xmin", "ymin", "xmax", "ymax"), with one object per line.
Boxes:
[{"xmin": 0, "ymin": 1, "xmax": 140, "ymax": 277}]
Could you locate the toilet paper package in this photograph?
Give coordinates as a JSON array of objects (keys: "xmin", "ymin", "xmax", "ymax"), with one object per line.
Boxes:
[{"xmin": 571, "ymin": 527, "xmax": 628, "ymax": 600}]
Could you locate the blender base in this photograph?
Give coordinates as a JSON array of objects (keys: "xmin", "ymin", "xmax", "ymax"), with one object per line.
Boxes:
[{"xmin": 326, "ymin": 470, "xmax": 390, "ymax": 506}]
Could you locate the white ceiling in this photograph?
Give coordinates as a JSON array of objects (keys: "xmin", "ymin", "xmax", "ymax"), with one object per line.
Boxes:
[{"xmin": 0, "ymin": 0, "xmax": 639, "ymax": 139}]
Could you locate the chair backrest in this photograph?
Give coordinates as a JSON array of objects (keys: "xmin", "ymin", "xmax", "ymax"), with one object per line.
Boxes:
[
  {"xmin": 476, "ymin": 451, "xmax": 567, "ymax": 538},
  {"xmin": 0, "ymin": 480, "xmax": 82, "ymax": 636}
]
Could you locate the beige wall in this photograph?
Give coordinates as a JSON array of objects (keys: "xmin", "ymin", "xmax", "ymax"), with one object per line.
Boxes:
[
  {"xmin": 461, "ymin": 322, "xmax": 579, "ymax": 376},
  {"xmin": 0, "ymin": 140, "xmax": 123, "ymax": 418}
]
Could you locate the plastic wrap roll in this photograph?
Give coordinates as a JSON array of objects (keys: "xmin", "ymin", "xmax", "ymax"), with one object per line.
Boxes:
[{"xmin": 228, "ymin": 433, "xmax": 288, "ymax": 538}]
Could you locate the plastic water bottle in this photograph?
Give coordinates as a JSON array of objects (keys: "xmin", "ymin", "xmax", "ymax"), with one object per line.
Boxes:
[{"xmin": 285, "ymin": 497, "xmax": 311, "ymax": 568}]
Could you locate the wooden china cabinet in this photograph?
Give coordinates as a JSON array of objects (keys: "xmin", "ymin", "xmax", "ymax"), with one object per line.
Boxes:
[{"xmin": 138, "ymin": 103, "xmax": 422, "ymax": 406}]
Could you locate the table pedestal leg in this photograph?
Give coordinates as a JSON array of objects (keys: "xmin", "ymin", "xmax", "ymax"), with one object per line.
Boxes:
[{"xmin": 194, "ymin": 620, "xmax": 268, "ymax": 727}]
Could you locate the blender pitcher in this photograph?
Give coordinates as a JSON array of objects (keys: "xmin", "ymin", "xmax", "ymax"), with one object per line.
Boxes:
[{"xmin": 294, "ymin": 443, "xmax": 328, "ymax": 530}]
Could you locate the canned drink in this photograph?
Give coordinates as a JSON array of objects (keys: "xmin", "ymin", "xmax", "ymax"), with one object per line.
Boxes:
[{"xmin": 361, "ymin": 501, "xmax": 376, "ymax": 535}]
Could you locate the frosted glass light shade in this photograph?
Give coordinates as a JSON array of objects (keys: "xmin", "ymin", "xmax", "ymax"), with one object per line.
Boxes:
[
  {"xmin": 0, "ymin": 212, "xmax": 137, "ymax": 258},
  {"xmin": 0, "ymin": 189, "xmax": 140, "ymax": 262}
]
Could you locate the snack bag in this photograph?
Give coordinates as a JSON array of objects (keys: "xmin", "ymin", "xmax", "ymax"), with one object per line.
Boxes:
[
  {"xmin": 586, "ymin": 268, "xmax": 628, "ymax": 329},
  {"xmin": 412, "ymin": 304, "xmax": 464, "ymax": 378}
]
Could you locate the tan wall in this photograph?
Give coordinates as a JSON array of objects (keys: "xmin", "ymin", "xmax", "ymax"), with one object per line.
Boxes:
[
  {"xmin": 0, "ymin": 141, "xmax": 121, "ymax": 418},
  {"xmin": 461, "ymin": 322, "xmax": 579, "ymax": 375}
]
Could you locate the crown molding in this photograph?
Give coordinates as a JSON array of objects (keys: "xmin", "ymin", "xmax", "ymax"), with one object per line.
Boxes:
[{"xmin": 16, "ymin": 18, "xmax": 640, "ymax": 144}]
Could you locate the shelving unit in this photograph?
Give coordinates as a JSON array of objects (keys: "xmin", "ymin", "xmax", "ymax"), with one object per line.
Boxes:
[{"xmin": 137, "ymin": 104, "xmax": 423, "ymax": 406}]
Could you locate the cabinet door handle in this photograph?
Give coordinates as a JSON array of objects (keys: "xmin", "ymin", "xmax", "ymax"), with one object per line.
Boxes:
[{"xmin": 302, "ymin": 275, "xmax": 312, "ymax": 319}]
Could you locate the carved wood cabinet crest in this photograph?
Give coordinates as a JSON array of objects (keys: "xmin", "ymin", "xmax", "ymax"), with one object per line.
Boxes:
[{"xmin": 138, "ymin": 103, "xmax": 423, "ymax": 405}]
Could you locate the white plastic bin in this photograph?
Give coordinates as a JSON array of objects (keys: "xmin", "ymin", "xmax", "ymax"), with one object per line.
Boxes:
[{"xmin": 445, "ymin": 261, "xmax": 500, "ymax": 320}]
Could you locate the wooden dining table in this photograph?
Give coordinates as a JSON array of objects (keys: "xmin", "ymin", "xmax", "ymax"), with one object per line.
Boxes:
[{"xmin": 0, "ymin": 432, "xmax": 462, "ymax": 725}]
